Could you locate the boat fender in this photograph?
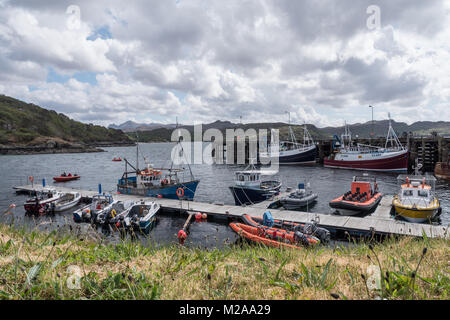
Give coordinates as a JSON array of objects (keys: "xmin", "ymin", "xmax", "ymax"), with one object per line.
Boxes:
[
  {"xmin": 195, "ymin": 212, "xmax": 202, "ymax": 220},
  {"xmin": 263, "ymin": 210, "xmax": 274, "ymax": 227},
  {"xmin": 202, "ymin": 213, "xmax": 207, "ymax": 219},
  {"xmin": 293, "ymin": 231, "xmax": 310, "ymax": 247},
  {"xmin": 157, "ymin": 194, "xmax": 163, "ymax": 199}
]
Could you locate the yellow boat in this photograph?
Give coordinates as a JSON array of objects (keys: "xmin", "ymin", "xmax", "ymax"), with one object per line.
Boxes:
[{"xmin": 392, "ymin": 174, "xmax": 440, "ymax": 223}]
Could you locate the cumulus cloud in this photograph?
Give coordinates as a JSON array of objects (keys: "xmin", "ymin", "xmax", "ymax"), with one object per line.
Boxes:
[{"xmin": 0, "ymin": 0, "xmax": 449, "ymax": 126}]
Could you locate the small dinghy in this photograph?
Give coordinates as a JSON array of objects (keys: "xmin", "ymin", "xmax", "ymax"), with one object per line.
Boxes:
[
  {"xmin": 230, "ymin": 222, "xmax": 317, "ymax": 249},
  {"xmin": 51, "ymin": 192, "xmax": 81, "ymax": 212},
  {"xmin": 53, "ymin": 173, "xmax": 80, "ymax": 182},
  {"xmin": 242, "ymin": 214, "xmax": 330, "ymax": 243},
  {"xmin": 279, "ymin": 183, "xmax": 318, "ymax": 210},
  {"xmin": 329, "ymin": 175, "xmax": 382, "ymax": 216},
  {"xmin": 112, "ymin": 157, "xmax": 122, "ymax": 162},
  {"xmin": 73, "ymin": 194, "xmax": 114, "ymax": 223},
  {"xmin": 24, "ymin": 188, "xmax": 62, "ymax": 214},
  {"xmin": 112, "ymin": 200, "xmax": 160, "ymax": 233}
]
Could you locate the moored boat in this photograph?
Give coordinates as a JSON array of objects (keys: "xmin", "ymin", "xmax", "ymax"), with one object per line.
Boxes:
[
  {"xmin": 52, "ymin": 192, "xmax": 81, "ymax": 212},
  {"xmin": 117, "ymin": 133, "xmax": 199, "ymax": 200},
  {"xmin": 324, "ymin": 116, "xmax": 408, "ymax": 172},
  {"xmin": 24, "ymin": 188, "xmax": 63, "ymax": 214},
  {"xmin": 392, "ymin": 169, "xmax": 440, "ymax": 223},
  {"xmin": 434, "ymin": 160, "xmax": 450, "ymax": 180},
  {"xmin": 229, "ymin": 222, "xmax": 318, "ymax": 249},
  {"xmin": 279, "ymin": 182, "xmax": 318, "ymax": 210},
  {"xmin": 73, "ymin": 194, "xmax": 114, "ymax": 223},
  {"xmin": 95, "ymin": 200, "xmax": 135, "ymax": 226},
  {"xmin": 241, "ymin": 214, "xmax": 330, "ymax": 243},
  {"xmin": 329, "ymin": 175, "xmax": 382, "ymax": 216},
  {"xmin": 259, "ymin": 117, "xmax": 317, "ymax": 165},
  {"xmin": 112, "ymin": 200, "xmax": 160, "ymax": 233},
  {"xmin": 112, "ymin": 157, "xmax": 122, "ymax": 162},
  {"xmin": 229, "ymin": 162, "xmax": 281, "ymax": 206}
]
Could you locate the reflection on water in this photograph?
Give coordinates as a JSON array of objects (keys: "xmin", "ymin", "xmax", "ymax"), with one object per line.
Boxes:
[{"xmin": 0, "ymin": 142, "xmax": 448, "ymax": 248}]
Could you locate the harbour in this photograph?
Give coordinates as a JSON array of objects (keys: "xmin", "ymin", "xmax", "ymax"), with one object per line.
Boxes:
[{"xmin": 12, "ymin": 182, "xmax": 449, "ymax": 240}]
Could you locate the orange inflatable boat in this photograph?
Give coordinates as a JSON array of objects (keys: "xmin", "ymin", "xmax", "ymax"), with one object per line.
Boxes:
[
  {"xmin": 229, "ymin": 222, "xmax": 319, "ymax": 249},
  {"xmin": 329, "ymin": 175, "xmax": 382, "ymax": 216}
]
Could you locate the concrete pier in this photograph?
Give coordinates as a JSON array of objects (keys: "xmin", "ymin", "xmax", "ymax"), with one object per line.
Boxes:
[{"xmin": 13, "ymin": 184, "xmax": 449, "ymax": 239}]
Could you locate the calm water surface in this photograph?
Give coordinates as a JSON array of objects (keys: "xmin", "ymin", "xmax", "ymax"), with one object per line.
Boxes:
[{"xmin": 1, "ymin": 142, "xmax": 448, "ymax": 247}]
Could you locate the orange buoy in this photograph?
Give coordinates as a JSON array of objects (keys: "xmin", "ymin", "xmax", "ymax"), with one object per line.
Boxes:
[
  {"xmin": 195, "ymin": 212, "xmax": 202, "ymax": 220},
  {"xmin": 178, "ymin": 229, "xmax": 187, "ymax": 244}
]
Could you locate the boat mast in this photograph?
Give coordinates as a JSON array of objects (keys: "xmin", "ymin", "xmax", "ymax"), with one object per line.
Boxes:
[
  {"xmin": 286, "ymin": 111, "xmax": 297, "ymax": 146},
  {"xmin": 135, "ymin": 132, "xmax": 139, "ymax": 172},
  {"xmin": 384, "ymin": 113, "xmax": 404, "ymax": 150}
]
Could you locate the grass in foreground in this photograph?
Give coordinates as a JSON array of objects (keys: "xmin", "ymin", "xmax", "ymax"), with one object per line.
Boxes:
[{"xmin": 0, "ymin": 223, "xmax": 448, "ymax": 300}]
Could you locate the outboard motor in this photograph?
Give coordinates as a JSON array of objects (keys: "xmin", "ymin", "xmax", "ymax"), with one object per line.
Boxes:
[
  {"xmin": 293, "ymin": 231, "xmax": 310, "ymax": 247},
  {"xmin": 262, "ymin": 210, "xmax": 274, "ymax": 227}
]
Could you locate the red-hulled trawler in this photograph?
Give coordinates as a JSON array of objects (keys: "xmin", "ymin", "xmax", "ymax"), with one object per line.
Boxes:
[{"xmin": 324, "ymin": 116, "xmax": 408, "ymax": 173}]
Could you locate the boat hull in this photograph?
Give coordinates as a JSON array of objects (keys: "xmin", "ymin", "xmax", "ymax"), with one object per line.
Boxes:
[
  {"xmin": 324, "ymin": 150, "xmax": 408, "ymax": 172},
  {"xmin": 229, "ymin": 184, "xmax": 281, "ymax": 206},
  {"xmin": 117, "ymin": 180, "xmax": 199, "ymax": 200},
  {"xmin": 260, "ymin": 145, "xmax": 317, "ymax": 165},
  {"xmin": 53, "ymin": 176, "xmax": 80, "ymax": 182},
  {"xmin": 230, "ymin": 223, "xmax": 312, "ymax": 249},
  {"xmin": 392, "ymin": 197, "xmax": 440, "ymax": 223}
]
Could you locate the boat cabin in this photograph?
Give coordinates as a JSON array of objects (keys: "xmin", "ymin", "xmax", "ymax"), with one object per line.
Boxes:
[{"xmin": 234, "ymin": 171, "xmax": 261, "ymax": 187}]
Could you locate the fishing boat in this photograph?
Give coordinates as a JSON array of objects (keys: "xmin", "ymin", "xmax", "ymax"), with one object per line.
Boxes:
[
  {"xmin": 329, "ymin": 175, "xmax": 382, "ymax": 216},
  {"xmin": 230, "ymin": 222, "xmax": 318, "ymax": 248},
  {"xmin": 259, "ymin": 114, "xmax": 316, "ymax": 165},
  {"xmin": 95, "ymin": 200, "xmax": 135, "ymax": 226},
  {"xmin": 229, "ymin": 162, "xmax": 281, "ymax": 205},
  {"xmin": 112, "ymin": 157, "xmax": 122, "ymax": 162},
  {"xmin": 112, "ymin": 200, "xmax": 160, "ymax": 233},
  {"xmin": 53, "ymin": 173, "xmax": 80, "ymax": 182},
  {"xmin": 24, "ymin": 188, "xmax": 63, "ymax": 214},
  {"xmin": 51, "ymin": 192, "xmax": 81, "ymax": 212},
  {"xmin": 279, "ymin": 182, "xmax": 318, "ymax": 210},
  {"xmin": 73, "ymin": 194, "xmax": 114, "ymax": 223},
  {"xmin": 241, "ymin": 214, "xmax": 330, "ymax": 243},
  {"xmin": 434, "ymin": 160, "xmax": 450, "ymax": 180},
  {"xmin": 324, "ymin": 116, "xmax": 408, "ymax": 172},
  {"xmin": 393, "ymin": 163, "xmax": 441, "ymax": 223},
  {"xmin": 117, "ymin": 133, "xmax": 199, "ymax": 200}
]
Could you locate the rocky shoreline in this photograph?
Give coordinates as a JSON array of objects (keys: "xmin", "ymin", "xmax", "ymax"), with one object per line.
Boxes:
[{"xmin": 0, "ymin": 140, "xmax": 135, "ymax": 155}]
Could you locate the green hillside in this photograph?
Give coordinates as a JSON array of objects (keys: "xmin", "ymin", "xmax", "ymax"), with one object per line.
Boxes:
[{"xmin": 0, "ymin": 95, "xmax": 132, "ymax": 145}]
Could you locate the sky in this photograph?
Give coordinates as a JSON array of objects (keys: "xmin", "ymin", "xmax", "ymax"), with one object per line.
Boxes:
[{"xmin": 0, "ymin": 0, "xmax": 449, "ymax": 128}]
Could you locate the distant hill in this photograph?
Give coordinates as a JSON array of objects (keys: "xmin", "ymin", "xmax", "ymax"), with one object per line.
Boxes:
[
  {"xmin": 127, "ymin": 119, "xmax": 450, "ymax": 143},
  {"xmin": 0, "ymin": 95, "xmax": 133, "ymax": 150},
  {"xmin": 109, "ymin": 121, "xmax": 177, "ymax": 132}
]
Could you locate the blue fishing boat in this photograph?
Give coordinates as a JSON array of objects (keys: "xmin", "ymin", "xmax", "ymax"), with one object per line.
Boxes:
[{"xmin": 117, "ymin": 135, "xmax": 199, "ymax": 200}]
